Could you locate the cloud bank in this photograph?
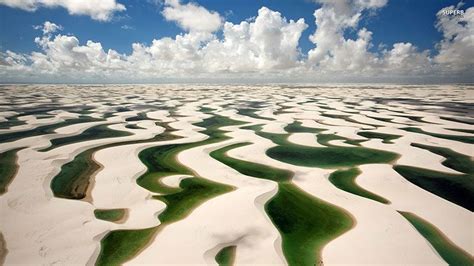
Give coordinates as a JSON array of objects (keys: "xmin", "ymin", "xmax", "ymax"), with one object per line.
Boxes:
[{"xmin": 0, "ymin": 0, "xmax": 473, "ymax": 83}]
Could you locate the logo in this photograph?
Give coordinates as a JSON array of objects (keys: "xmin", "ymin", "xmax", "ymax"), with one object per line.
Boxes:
[{"xmin": 442, "ymin": 9, "xmax": 465, "ymax": 17}]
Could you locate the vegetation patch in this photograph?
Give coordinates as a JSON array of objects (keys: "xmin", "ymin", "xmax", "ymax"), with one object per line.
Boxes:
[
  {"xmin": 394, "ymin": 165, "xmax": 474, "ymax": 211},
  {"xmin": 316, "ymin": 133, "xmax": 365, "ymax": 147},
  {"xmin": 0, "ymin": 116, "xmax": 103, "ymax": 144},
  {"xmin": 402, "ymin": 127, "xmax": 474, "ymax": 144},
  {"xmin": 284, "ymin": 121, "xmax": 326, "ymax": 134},
  {"xmin": 357, "ymin": 131, "xmax": 401, "ymax": 144},
  {"xmin": 267, "ymin": 145, "xmax": 399, "ymax": 169},
  {"xmin": 0, "ymin": 115, "xmax": 27, "ymax": 129},
  {"xmin": 153, "ymin": 178, "xmax": 232, "ymax": 224},
  {"xmin": 94, "ymin": 208, "xmax": 127, "ymax": 223},
  {"xmin": 411, "ymin": 143, "xmax": 474, "ymax": 174},
  {"xmin": 51, "ymin": 122, "xmax": 182, "ymax": 200},
  {"xmin": 329, "ymin": 168, "xmax": 390, "ymax": 204},
  {"xmin": 440, "ymin": 116, "xmax": 474, "ymax": 125},
  {"xmin": 399, "ymin": 211, "xmax": 473, "ymax": 266},
  {"xmin": 210, "ymin": 142, "xmax": 292, "ymax": 183},
  {"xmin": 96, "ymin": 227, "xmax": 157, "ymax": 266},
  {"xmin": 237, "ymin": 108, "xmax": 274, "ymax": 121},
  {"xmin": 215, "ymin": 245, "xmax": 236, "ymax": 266},
  {"xmin": 210, "ymin": 141, "xmax": 353, "ymax": 266},
  {"xmin": 97, "ymin": 115, "xmax": 243, "ymax": 265},
  {"xmin": 40, "ymin": 124, "xmax": 132, "ymax": 152},
  {"xmin": 266, "ymin": 183, "xmax": 353, "ymax": 266},
  {"xmin": 0, "ymin": 148, "xmax": 23, "ymax": 195}
]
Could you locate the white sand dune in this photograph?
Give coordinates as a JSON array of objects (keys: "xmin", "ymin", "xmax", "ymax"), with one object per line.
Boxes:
[
  {"xmin": 0, "ymin": 84, "xmax": 472, "ymax": 265},
  {"xmin": 0, "ymin": 111, "xmax": 80, "ymax": 136},
  {"xmin": 160, "ymin": 174, "xmax": 193, "ymax": 188},
  {"xmin": 287, "ymin": 133, "xmax": 325, "ymax": 147},
  {"xmin": 225, "ymin": 128, "xmax": 447, "ymax": 264},
  {"xmin": 357, "ymin": 164, "xmax": 473, "ymax": 255},
  {"xmin": 127, "ymin": 139, "xmax": 285, "ymax": 265},
  {"xmin": 0, "ymin": 112, "xmax": 176, "ymax": 264},
  {"xmin": 362, "ymin": 138, "xmax": 461, "ymax": 174},
  {"xmin": 299, "ymin": 170, "xmax": 447, "ymax": 265}
]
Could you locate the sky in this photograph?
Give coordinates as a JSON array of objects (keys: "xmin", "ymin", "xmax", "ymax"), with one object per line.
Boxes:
[{"xmin": 0, "ymin": 0, "xmax": 473, "ymax": 83}]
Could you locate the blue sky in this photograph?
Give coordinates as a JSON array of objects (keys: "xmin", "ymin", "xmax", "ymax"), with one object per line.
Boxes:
[
  {"xmin": 1, "ymin": 0, "xmax": 470, "ymax": 55},
  {"xmin": 0, "ymin": 0, "xmax": 472, "ymax": 83}
]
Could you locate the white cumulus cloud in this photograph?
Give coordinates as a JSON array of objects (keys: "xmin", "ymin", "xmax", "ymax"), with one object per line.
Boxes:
[
  {"xmin": 434, "ymin": 4, "xmax": 474, "ymax": 71},
  {"xmin": 0, "ymin": 0, "xmax": 126, "ymax": 21},
  {"xmin": 203, "ymin": 7, "xmax": 308, "ymax": 72},
  {"xmin": 162, "ymin": 0, "xmax": 222, "ymax": 33},
  {"xmin": 33, "ymin": 21, "xmax": 63, "ymax": 35},
  {"xmin": 308, "ymin": 0, "xmax": 386, "ymax": 68}
]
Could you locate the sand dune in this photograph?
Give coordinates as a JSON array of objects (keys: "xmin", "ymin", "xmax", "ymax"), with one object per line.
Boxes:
[{"xmin": 0, "ymin": 84, "xmax": 472, "ymax": 265}]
